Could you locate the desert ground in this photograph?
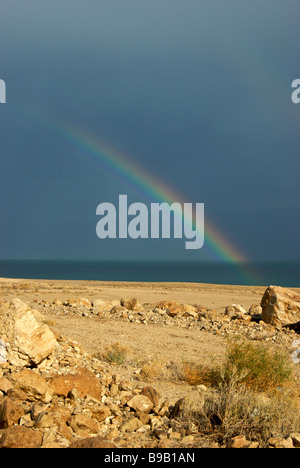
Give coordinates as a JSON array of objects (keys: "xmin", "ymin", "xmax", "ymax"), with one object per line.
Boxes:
[
  {"xmin": 0, "ymin": 278, "xmax": 263, "ymax": 393},
  {"xmin": 0, "ymin": 277, "xmax": 299, "ymax": 448},
  {"xmin": 0, "ymin": 278, "xmax": 298, "ymax": 398}
]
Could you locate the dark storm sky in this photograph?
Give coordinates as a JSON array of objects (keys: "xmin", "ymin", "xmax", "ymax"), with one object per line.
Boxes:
[{"xmin": 0, "ymin": 0, "xmax": 299, "ymax": 262}]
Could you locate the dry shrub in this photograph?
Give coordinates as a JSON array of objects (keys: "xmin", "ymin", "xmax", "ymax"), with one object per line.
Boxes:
[
  {"xmin": 102, "ymin": 342, "xmax": 131, "ymax": 365},
  {"xmin": 140, "ymin": 358, "xmax": 167, "ymax": 382},
  {"xmin": 173, "ymin": 361, "xmax": 214, "ymax": 387},
  {"xmin": 195, "ymin": 373, "xmax": 300, "ymax": 445},
  {"xmin": 171, "ymin": 340, "xmax": 299, "ymax": 445}
]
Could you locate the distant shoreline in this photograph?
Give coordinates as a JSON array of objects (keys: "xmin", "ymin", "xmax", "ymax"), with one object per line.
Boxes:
[
  {"xmin": 1, "ymin": 276, "xmax": 299, "ymax": 312},
  {"xmin": 0, "ymin": 259, "xmax": 299, "ymax": 287}
]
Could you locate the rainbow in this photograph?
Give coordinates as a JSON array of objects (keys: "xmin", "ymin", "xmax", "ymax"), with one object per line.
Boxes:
[
  {"xmin": 64, "ymin": 123, "xmax": 247, "ymax": 264},
  {"xmin": 16, "ymin": 103, "xmax": 256, "ymax": 283}
]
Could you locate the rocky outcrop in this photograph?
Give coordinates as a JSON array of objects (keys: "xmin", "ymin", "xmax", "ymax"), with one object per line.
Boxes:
[
  {"xmin": 0, "ymin": 299, "xmax": 58, "ymax": 366},
  {"xmin": 261, "ymin": 286, "xmax": 300, "ymax": 327}
]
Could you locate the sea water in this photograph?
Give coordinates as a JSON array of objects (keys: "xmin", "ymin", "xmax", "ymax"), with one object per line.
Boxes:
[{"xmin": 0, "ymin": 260, "xmax": 299, "ymax": 287}]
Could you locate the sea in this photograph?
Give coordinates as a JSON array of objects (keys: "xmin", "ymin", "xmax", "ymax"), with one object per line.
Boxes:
[{"xmin": 0, "ymin": 260, "xmax": 299, "ymax": 287}]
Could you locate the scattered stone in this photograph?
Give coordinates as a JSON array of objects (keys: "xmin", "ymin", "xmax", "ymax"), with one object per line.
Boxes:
[
  {"xmin": 248, "ymin": 304, "xmax": 263, "ymax": 320},
  {"xmin": 225, "ymin": 304, "xmax": 247, "ymax": 319},
  {"xmin": 127, "ymin": 395, "xmax": 154, "ymax": 414},
  {"xmin": 67, "ymin": 414, "xmax": 100, "ymax": 435},
  {"xmin": 229, "ymin": 435, "xmax": 251, "ymax": 448},
  {"xmin": 120, "ymin": 298, "xmax": 143, "ymax": 312},
  {"xmin": 120, "ymin": 416, "xmax": 144, "ymax": 433},
  {"xmin": 268, "ymin": 436, "xmax": 295, "ymax": 448},
  {"xmin": 64, "ymin": 298, "xmax": 92, "ymax": 308}
]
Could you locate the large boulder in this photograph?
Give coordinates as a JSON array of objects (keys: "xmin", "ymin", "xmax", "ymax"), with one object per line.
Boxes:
[
  {"xmin": 9, "ymin": 368, "xmax": 53, "ymax": 403},
  {"xmin": 261, "ymin": 286, "xmax": 300, "ymax": 327},
  {"xmin": 0, "ymin": 425, "xmax": 43, "ymax": 448},
  {"xmin": 49, "ymin": 367, "xmax": 103, "ymax": 400},
  {"xmin": 0, "ymin": 299, "xmax": 58, "ymax": 366}
]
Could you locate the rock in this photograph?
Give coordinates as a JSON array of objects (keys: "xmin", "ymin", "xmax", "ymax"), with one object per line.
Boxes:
[
  {"xmin": 9, "ymin": 369, "xmax": 53, "ymax": 403},
  {"xmin": 225, "ymin": 304, "xmax": 247, "ymax": 319},
  {"xmin": 68, "ymin": 435, "xmax": 117, "ymax": 448},
  {"xmin": 92, "ymin": 299, "xmax": 118, "ymax": 311},
  {"xmin": 127, "ymin": 394, "xmax": 154, "ymax": 413},
  {"xmin": 0, "ymin": 425, "xmax": 43, "ymax": 448},
  {"xmin": 67, "ymin": 414, "xmax": 100, "ymax": 435},
  {"xmin": 49, "ymin": 367, "xmax": 103, "ymax": 400},
  {"xmin": 261, "ymin": 286, "xmax": 300, "ymax": 327},
  {"xmin": 120, "ymin": 298, "xmax": 143, "ymax": 311},
  {"xmin": 91, "ymin": 405, "xmax": 111, "ymax": 423},
  {"xmin": 140, "ymin": 386, "xmax": 161, "ymax": 408},
  {"xmin": 229, "ymin": 435, "xmax": 251, "ymax": 448},
  {"xmin": 248, "ymin": 304, "xmax": 263, "ymax": 320},
  {"xmin": 290, "ymin": 432, "xmax": 300, "ymax": 447},
  {"xmin": 199, "ymin": 309, "xmax": 225, "ymax": 322},
  {"xmin": 52, "ymin": 299, "xmax": 62, "ymax": 306},
  {"xmin": 181, "ymin": 304, "xmax": 198, "ymax": 318},
  {"xmin": 269, "ymin": 436, "xmax": 295, "ymax": 448},
  {"xmin": 34, "ymin": 410, "xmax": 55, "ymax": 429},
  {"xmin": 0, "ymin": 397, "xmax": 24, "ymax": 428},
  {"xmin": 0, "ymin": 377, "xmax": 13, "ymax": 393},
  {"xmin": 166, "ymin": 303, "xmax": 198, "ymax": 318},
  {"xmin": 64, "ymin": 298, "xmax": 92, "ymax": 308},
  {"xmin": 155, "ymin": 300, "xmax": 180, "ymax": 310},
  {"xmin": 166, "ymin": 304, "xmax": 183, "ymax": 317},
  {"xmin": 120, "ymin": 416, "xmax": 144, "ymax": 433},
  {"xmin": 0, "ymin": 299, "xmax": 58, "ymax": 366}
]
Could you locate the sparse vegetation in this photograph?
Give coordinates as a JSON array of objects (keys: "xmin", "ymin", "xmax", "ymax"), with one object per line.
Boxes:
[
  {"xmin": 190, "ymin": 371, "xmax": 300, "ymax": 446},
  {"xmin": 140, "ymin": 358, "xmax": 167, "ymax": 381},
  {"xmin": 102, "ymin": 342, "xmax": 131, "ymax": 365},
  {"xmin": 219, "ymin": 338, "xmax": 295, "ymax": 391},
  {"xmin": 172, "ymin": 339, "xmax": 299, "ymax": 446}
]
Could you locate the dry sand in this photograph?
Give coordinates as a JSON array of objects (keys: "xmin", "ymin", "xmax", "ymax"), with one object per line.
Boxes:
[{"xmin": 0, "ymin": 276, "xmax": 267, "ymax": 309}]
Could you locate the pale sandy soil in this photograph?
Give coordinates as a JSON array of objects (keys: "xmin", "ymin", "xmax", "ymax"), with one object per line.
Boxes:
[{"xmin": 0, "ymin": 277, "xmax": 268, "ymax": 309}]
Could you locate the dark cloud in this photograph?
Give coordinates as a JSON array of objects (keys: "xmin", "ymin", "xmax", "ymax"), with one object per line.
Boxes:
[{"xmin": 0, "ymin": 1, "xmax": 299, "ymax": 261}]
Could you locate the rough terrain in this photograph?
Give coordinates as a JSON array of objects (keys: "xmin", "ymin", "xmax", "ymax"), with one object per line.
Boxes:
[{"xmin": 0, "ymin": 278, "xmax": 299, "ymax": 448}]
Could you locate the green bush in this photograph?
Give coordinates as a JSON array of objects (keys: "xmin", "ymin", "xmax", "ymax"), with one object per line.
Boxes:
[{"xmin": 219, "ymin": 339, "xmax": 295, "ymax": 392}]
